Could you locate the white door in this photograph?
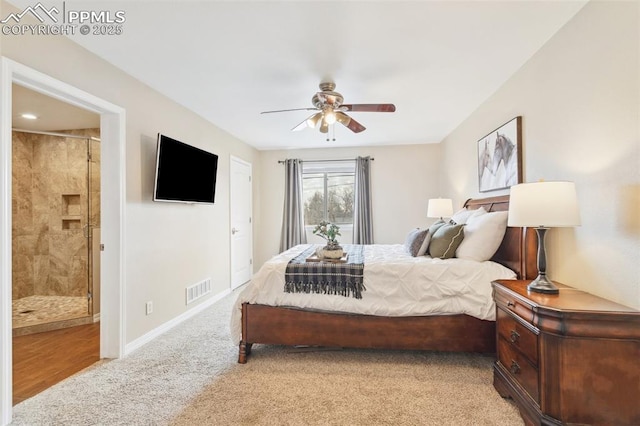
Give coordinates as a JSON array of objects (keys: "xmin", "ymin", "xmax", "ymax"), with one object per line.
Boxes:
[{"xmin": 230, "ymin": 156, "xmax": 253, "ymax": 289}]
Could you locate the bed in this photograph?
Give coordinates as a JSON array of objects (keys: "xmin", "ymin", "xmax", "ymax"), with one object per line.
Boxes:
[{"xmin": 233, "ymin": 195, "xmax": 538, "ymax": 363}]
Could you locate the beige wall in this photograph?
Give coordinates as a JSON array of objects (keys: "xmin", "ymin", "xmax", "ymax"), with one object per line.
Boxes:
[
  {"xmin": 256, "ymin": 144, "xmax": 441, "ymax": 266},
  {"xmin": 440, "ymin": 1, "xmax": 640, "ymax": 308},
  {"xmin": 0, "ymin": 1, "xmax": 3, "ymax": 56},
  {"xmin": 2, "ymin": 2, "xmax": 261, "ymax": 342}
]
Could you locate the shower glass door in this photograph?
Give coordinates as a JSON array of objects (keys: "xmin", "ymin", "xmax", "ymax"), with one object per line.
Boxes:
[{"xmin": 11, "ymin": 130, "xmax": 94, "ymax": 330}]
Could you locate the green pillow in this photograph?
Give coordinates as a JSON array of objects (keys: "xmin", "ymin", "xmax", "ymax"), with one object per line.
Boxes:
[{"xmin": 429, "ymin": 223, "xmax": 465, "ymax": 259}]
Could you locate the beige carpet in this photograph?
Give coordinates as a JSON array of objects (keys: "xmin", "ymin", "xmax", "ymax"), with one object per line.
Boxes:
[
  {"xmin": 171, "ymin": 347, "xmax": 523, "ymax": 426},
  {"xmin": 12, "ymin": 288, "xmax": 523, "ymax": 425}
]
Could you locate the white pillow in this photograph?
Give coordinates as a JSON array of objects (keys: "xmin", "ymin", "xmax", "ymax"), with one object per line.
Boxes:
[
  {"xmin": 455, "ymin": 210, "xmax": 508, "ymax": 261},
  {"xmin": 417, "ymin": 219, "xmax": 446, "ymax": 256},
  {"xmin": 416, "ymin": 232, "xmax": 432, "ymax": 256},
  {"xmin": 450, "ymin": 207, "xmax": 486, "ymax": 225},
  {"xmin": 469, "ymin": 206, "xmax": 488, "ymax": 220}
]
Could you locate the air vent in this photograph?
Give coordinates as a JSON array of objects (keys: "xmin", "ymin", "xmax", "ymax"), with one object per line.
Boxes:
[{"xmin": 186, "ymin": 278, "xmax": 211, "ymax": 305}]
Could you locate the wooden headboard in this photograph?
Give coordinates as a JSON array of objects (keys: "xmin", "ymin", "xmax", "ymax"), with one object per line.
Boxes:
[{"xmin": 463, "ymin": 195, "xmax": 538, "ymax": 280}]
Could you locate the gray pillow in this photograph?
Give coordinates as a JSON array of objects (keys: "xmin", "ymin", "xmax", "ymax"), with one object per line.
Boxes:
[
  {"xmin": 404, "ymin": 228, "xmax": 429, "ymax": 257},
  {"xmin": 429, "ymin": 223, "xmax": 465, "ymax": 259},
  {"xmin": 417, "ymin": 220, "xmax": 446, "ymax": 256}
]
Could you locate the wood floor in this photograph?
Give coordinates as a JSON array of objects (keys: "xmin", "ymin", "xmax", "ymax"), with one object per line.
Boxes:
[{"xmin": 12, "ymin": 322, "xmax": 100, "ymax": 405}]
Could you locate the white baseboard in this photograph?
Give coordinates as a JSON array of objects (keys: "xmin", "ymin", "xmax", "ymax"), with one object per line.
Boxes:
[{"xmin": 124, "ymin": 288, "xmax": 231, "ymax": 356}]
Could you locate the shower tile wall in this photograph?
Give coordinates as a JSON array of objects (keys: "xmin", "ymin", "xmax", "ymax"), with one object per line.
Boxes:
[
  {"xmin": 12, "ymin": 129, "xmax": 100, "ymax": 300},
  {"xmin": 12, "ymin": 131, "xmax": 34, "ymax": 300}
]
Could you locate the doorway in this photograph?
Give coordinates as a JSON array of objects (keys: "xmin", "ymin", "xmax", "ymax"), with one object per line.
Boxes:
[
  {"xmin": 11, "ymin": 125, "xmax": 101, "ymax": 336},
  {"xmin": 10, "ymin": 85, "xmax": 102, "ymax": 404},
  {"xmin": 1, "ymin": 57, "xmax": 126, "ymax": 425}
]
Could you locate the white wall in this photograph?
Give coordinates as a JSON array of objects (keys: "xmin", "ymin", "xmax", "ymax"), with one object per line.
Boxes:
[
  {"xmin": 256, "ymin": 144, "xmax": 441, "ymax": 266},
  {"xmin": 440, "ymin": 1, "xmax": 639, "ymax": 308},
  {"xmin": 1, "ymin": 1, "xmax": 261, "ymax": 342}
]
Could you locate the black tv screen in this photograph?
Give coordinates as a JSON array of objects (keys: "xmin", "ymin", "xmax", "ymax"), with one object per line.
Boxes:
[{"xmin": 153, "ymin": 134, "xmax": 218, "ymax": 204}]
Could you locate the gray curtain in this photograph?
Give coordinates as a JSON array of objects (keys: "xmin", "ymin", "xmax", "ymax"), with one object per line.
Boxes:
[
  {"xmin": 280, "ymin": 159, "xmax": 307, "ymax": 252},
  {"xmin": 353, "ymin": 156, "xmax": 374, "ymax": 244}
]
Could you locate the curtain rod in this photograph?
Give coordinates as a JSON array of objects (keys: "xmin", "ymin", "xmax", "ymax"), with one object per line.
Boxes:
[{"xmin": 278, "ymin": 158, "xmax": 374, "ymax": 164}]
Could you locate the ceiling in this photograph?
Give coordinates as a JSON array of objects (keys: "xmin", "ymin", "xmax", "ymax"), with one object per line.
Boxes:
[
  {"xmin": 8, "ymin": 1, "xmax": 586, "ymax": 150},
  {"xmin": 12, "ymin": 84, "xmax": 100, "ymax": 132}
]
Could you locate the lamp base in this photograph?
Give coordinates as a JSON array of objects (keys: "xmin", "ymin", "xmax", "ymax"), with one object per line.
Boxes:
[{"xmin": 527, "ymin": 274, "xmax": 559, "ymax": 294}]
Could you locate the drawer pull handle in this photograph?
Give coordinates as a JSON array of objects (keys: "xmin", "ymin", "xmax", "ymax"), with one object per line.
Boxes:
[
  {"xmin": 510, "ymin": 360, "xmax": 521, "ymax": 375},
  {"xmin": 510, "ymin": 330, "xmax": 520, "ymax": 343},
  {"xmin": 507, "ymin": 301, "xmax": 515, "ymax": 308}
]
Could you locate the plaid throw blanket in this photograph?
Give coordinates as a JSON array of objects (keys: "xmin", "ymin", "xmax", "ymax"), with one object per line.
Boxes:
[{"xmin": 284, "ymin": 244, "xmax": 365, "ymax": 299}]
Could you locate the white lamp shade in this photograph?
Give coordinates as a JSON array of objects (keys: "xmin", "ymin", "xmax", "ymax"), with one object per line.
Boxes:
[
  {"xmin": 508, "ymin": 181, "xmax": 581, "ymax": 227},
  {"xmin": 427, "ymin": 198, "xmax": 453, "ymax": 218}
]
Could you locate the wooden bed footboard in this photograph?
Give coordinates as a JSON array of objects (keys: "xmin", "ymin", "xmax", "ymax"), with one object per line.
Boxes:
[{"xmin": 239, "ymin": 303, "xmax": 495, "ymax": 363}]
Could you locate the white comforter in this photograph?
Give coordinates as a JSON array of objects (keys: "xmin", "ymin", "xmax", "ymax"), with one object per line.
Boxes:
[{"xmin": 230, "ymin": 244, "xmax": 516, "ymax": 344}]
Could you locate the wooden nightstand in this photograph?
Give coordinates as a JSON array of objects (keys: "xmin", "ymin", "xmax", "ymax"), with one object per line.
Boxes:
[{"xmin": 492, "ymin": 279, "xmax": 640, "ymax": 426}]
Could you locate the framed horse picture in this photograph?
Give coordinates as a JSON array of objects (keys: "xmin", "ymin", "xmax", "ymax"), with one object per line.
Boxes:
[{"xmin": 477, "ymin": 116, "xmax": 522, "ymax": 192}]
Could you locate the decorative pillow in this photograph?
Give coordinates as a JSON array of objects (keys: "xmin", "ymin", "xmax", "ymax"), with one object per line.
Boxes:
[
  {"xmin": 450, "ymin": 208, "xmax": 479, "ymax": 225},
  {"xmin": 416, "ymin": 220, "xmax": 446, "ymax": 256},
  {"xmin": 469, "ymin": 206, "xmax": 488, "ymax": 220},
  {"xmin": 429, "ymin": 223, "xmax": 465, "ymax": 259},
  {"xmin": 404, "ymin": 228, "xmax": 429, "ymax": 257},
  {"xmin": 456, "ymin": 211, "xmax": 508, "ymax": 262}
]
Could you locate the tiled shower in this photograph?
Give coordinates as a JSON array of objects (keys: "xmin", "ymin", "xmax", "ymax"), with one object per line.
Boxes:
[{"xmin": 11, "ymin": 129, "xmax": 100, "ymax": 335}]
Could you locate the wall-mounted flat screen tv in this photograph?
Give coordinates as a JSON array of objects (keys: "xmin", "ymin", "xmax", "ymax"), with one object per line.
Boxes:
[{"xmin": 153, "ymin": 134, "xmax": 219, "ymax": 204}]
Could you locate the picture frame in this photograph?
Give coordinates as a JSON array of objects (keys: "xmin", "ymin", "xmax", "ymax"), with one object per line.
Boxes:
[{"xmin": 477, "ymin": 116, "xmax": 522, "ymax": 192}]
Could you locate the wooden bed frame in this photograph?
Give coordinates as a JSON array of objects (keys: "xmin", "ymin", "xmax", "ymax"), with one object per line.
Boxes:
[{"xmin": 238, "ymin": 195, "xmax": 538, "ymax": 363}]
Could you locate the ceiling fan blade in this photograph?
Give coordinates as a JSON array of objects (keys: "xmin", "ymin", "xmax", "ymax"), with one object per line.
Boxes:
[
  {"xmin": 261, "ymin": 107, "xmax": 317, "ymax": 114},
  {"xmin": 291, "ymin": 117, "xmax": 309, "ymax": 132},
  {"xmin": 341, "ymin": 104, "xmax": 396, "ymax": 113},
  {"xmin": 341, "ymin": 113, "xmax": 366, "ymax": 133}
]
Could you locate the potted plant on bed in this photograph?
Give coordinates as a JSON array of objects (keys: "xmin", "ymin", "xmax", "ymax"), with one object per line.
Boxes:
[{"xmin": 313, "ymin": 221, "xmax": 344, "ymax": 260}]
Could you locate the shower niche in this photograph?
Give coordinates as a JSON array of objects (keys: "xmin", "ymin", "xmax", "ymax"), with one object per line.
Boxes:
[{"xmin": 61, "ymin": 194, "xmax": 82, "ymax": 230}]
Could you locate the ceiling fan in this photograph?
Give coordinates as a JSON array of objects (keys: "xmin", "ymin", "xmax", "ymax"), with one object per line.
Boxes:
[{"xmin": 260, "ymin": 82, "xmax": 396, "ymax": 135}]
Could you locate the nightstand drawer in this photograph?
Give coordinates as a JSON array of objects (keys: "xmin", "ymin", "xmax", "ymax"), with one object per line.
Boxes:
[
  {"xmin": 497, "ymin": 308, "xmax": 538, "ymax": 365},
  {"xmin": 493, "ymin": 285, "xmax": 535, "ymax": 323},
  {"xmin": 497, "ymin": 335, "xmax": 539, "ymax": 403}
]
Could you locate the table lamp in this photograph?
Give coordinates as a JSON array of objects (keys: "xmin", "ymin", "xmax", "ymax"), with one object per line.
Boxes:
[
  {"xmin": 508, "ymin": 181, "xmax": 581, "ymax": 294},
  {"xmin": 427, "ymin": 198, "xmax": 453, "ymax": 221}
]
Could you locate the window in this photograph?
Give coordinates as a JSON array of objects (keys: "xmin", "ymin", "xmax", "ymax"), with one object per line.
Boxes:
[{"xmin": 302, "ymin": 161, "xmax": 355, "ymax": 226}]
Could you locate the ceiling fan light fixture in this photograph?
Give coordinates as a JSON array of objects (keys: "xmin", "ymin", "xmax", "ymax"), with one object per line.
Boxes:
[
  {"xmin": 324, "ymin": 109, "xmax": 337, "ymax": 125},
  {"xmin": 306, "ymin": 112, "xmax": 322, "ymax": 128},
  {"xmin": 335, "ymin": 111, "xmax": 351, "ymax": 126}
]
